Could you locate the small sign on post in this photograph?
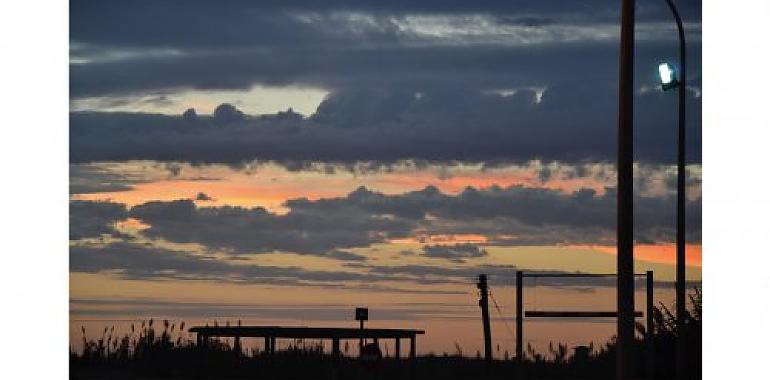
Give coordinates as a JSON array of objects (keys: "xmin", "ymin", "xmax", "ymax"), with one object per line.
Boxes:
[{"xmin": 355, "ymin": 307, "xmax": 369, "ymax": 322}]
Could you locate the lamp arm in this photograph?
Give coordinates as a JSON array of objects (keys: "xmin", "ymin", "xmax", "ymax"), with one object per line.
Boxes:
[
  {"xmin": 663, "ymin": 1, "xmax": 688, "ymax": 379},
  {"xmin": 663, "ymin": 0, "xmax": 686, "ymax": 88}
]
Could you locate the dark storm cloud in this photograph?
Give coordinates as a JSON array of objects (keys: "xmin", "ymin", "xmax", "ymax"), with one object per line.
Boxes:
[
  {"xmin": 70, "ymin": 0, "xmax": 701, "ymax": 167},
  {"xmin": 71, "ymin": 0, "xmax": 700, "ymax": 50},
  {"xmin": 70, "ymin": 84, "xmax": 701, "ymax": 165},
  {"xmin": 69, "ymin": 200, "xmax": 128, "ymax": 239},
  {"xmin": 70, "ymin": 0, "xmax": 701, "ymax": 99},
  {"xmin": 70, "ymin": 39, "xmax": 700, "ymax": 99}
]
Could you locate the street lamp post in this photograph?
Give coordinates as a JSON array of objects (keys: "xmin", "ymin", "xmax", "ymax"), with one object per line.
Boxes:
[{"xmin": 658, "ymin": 1, "xmax": 687, "ymax": 378}]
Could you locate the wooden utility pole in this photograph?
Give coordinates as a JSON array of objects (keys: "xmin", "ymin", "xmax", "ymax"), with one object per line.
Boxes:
[
  {"xmin": 477, "ymin": 274, "xmax": 492, "ymax": 363},
  {"xmin": 616, "ymin": 0, "xmax": 636, "ymax": 379}
]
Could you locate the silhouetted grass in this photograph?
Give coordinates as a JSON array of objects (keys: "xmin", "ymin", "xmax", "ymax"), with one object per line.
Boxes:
[{"xmin": 71, "ymin": 289, "xmax": 702, "ymax": 379}]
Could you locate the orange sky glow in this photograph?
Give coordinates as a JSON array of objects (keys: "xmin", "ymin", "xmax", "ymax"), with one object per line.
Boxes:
[
  {"xmin": 70, "ymin": 161, "xmax": 701, "ymax": 355},
  {"xmin": 73, "ymin": 161, "xmax": 621, "ymax": 212}
]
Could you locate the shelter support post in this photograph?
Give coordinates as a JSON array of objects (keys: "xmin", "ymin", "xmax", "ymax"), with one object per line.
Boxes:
[
  {"xmin": 332, "ymin": 338, "xmax": 340, "ymax": 357},
  {"xmin": 395, "ymin": 338, "xmax": 401, "ymax": 359}
]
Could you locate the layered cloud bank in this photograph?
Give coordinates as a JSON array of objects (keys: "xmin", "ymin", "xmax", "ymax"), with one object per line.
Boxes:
[
  {"xmin": 70, "ymin": 180, "xmax": 701, "ymax": 290},
  {"xmin": 71, "ymin": 86, "xmax": 701, "ymax": 166},
  {"xmin": 71, "ymin": 0, "xmax": 701, "ymax": 167},
  {"xmin": 68, "ymin": 0, "xmax": 702, "ymax": 296},
  {"xmin": 71, "ymin": 0, "xmax": 700, "ymax": 98},
  {"xmin": 72, "ymin": 184, "xmax": 701, "ymax": 252}
]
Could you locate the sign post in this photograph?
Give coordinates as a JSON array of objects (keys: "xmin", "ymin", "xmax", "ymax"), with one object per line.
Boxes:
[{"xmin": 356, "ymin": 307, "xmax": 368, "ymax": 355}]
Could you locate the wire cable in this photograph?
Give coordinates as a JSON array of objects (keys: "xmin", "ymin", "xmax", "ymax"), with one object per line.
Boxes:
[{"xmin": 488, "ymin": 288, "xmax": 516, "ymax": 341}]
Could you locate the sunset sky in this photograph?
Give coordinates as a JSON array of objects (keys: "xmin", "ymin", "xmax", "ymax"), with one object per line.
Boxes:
[{"xmin": 69, "ymin": 0, "xmax": 702, "ymax": 356}]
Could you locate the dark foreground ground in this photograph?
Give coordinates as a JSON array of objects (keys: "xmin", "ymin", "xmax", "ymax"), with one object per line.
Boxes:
[
  {"xmin": 72, "ymin": 292, "xmax": 701, "ymax": 379},
  {"xmin": 71, "ymin": 352, "xmax": 611, "ymax": 380},
  {"xmin": 71, "ymin": 343, "xmax": 699, "ymax": 380}
]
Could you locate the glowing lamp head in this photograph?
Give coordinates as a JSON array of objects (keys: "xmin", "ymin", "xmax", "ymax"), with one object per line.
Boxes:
[{"xmin": 658, "ymin": 62, "xmax": 679, "ymax": 91}]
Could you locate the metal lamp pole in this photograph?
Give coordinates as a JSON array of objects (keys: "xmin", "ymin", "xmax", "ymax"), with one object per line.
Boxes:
[{"xmin": 662, "ymin": 0, "xmax": 688, "ymax": 378}]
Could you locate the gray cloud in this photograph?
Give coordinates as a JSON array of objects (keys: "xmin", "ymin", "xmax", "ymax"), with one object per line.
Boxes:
[
  {"xmin": 422, "ymin": 244, "xmax": 488, "ymax": 263},
  {"xmin": 70, "ymin": 200, "xmax": 128, "ymax": 239},
  {"xmin": 70, "ymin": 241, "xmax": 688, "ymax": 292},
  {"xmin": 69, "ymin": 241, "xmax": 469, "ymax": 293},
  {"xmin": 284, "ymin": 185, "xmax": 701, "ymax": 245},
  {"xmin": 70, "ymin": 84, "xmax": 701, "ymax": 166},
  {"xmin": 127, "ymin": 198, "xmax": 414, "ymax": 255},
  {"xmin": 71, "ymin": 1, "xmax": 701, "ymax": 50},
  {"xmin": 71, "ymin": 242, "xmax": 370, "ymax": 285},
  {"xmin": 194, "ymin": 192, "xmax": 214, "ymax": 201},
  {"xmin": 324, "ymin": 250, "xmax": 368, "ymax": 262},
  {"xmin": 116, "ymin": 183, "xmax": 700, "ymax": 260},
  {"xmin": 213, "ymin": 103, "xmax": 245, "ymax": 124},
  {"xmin": 69, "ymin": 164, "xmax": 145, "ymax": 194},
  {"xmin": 70, "ymin": 162, "xmax": 224, "ymax": 196},
  {"xmin": 69, "ymin": 0, "xmax": 701, "ymax": 168},
  {"xmin": 350, "ymin": 262, "xmax": 678, "ymax": 289}
]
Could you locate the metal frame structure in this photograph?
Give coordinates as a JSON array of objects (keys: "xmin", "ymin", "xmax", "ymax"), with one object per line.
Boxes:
[{"xmin": 515, "ymin": 271, "xmax": 655, "ymax": 376}]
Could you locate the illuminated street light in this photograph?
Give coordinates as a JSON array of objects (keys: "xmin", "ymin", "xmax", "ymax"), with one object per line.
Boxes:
[{"xmin": 658, "ymin": 62, "xmax": 679, "ymax": 91}]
